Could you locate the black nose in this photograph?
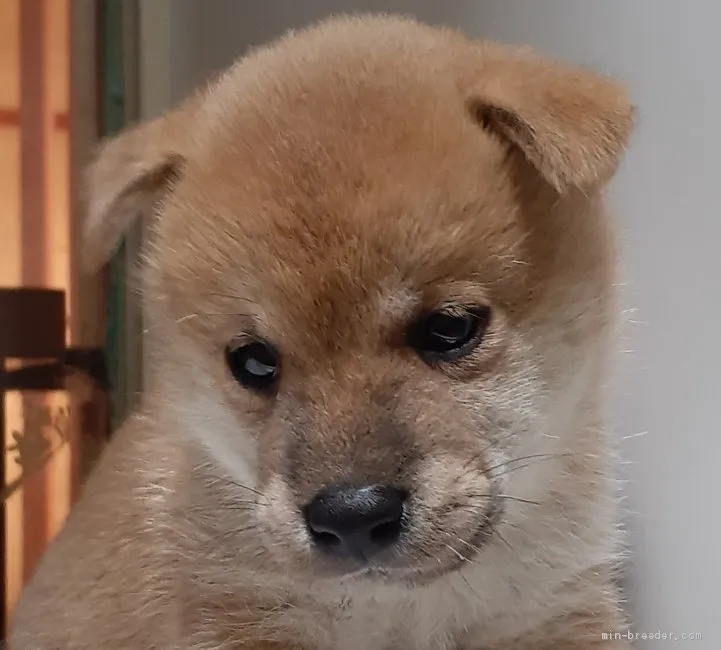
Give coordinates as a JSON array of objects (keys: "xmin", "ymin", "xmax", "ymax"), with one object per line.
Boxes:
[{"xmin": 304, "ymin": 484, "xmax": 407, "ymax": 561}]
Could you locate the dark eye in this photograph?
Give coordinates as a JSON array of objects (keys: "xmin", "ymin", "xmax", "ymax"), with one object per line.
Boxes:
[
  {"xmin": 408, "ymin": 306, "xmax": 490, "ymax": 362},
  {"xmin": 225, "ymin": 340, "xmax": 280, "ymax": 393}
]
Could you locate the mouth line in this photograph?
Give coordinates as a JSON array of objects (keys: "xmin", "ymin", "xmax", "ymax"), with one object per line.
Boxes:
[{"xmin": 312, "ymin": 502, "xmax": 505, "ymax": 586}]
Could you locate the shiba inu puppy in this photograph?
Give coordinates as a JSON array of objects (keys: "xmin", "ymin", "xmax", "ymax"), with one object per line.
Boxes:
[{"xmin": 11, "ymin": 14, "xmax": 634, "ymax": 650}]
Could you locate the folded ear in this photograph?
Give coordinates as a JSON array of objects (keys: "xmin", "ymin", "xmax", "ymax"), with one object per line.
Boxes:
[
  {"xmin": 82, "ymin": 112, "xmax": 186, "ymax": 272},
  {"xmin": 467, "ymin": 45, "xmax": 634, "ymax": 192}
]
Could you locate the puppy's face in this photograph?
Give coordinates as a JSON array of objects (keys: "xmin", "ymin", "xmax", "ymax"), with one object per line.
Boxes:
[{"xmin": 86, "ymin": 17, "xmax": 632, "ymax": 583}]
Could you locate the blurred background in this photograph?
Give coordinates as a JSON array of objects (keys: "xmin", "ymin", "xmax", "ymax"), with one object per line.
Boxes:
[{"xmin": 1, "ymin": 1, "xmax": 719, "ymax": 647}]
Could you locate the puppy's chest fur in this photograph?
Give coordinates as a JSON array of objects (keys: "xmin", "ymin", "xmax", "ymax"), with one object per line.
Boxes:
[
  {"xmin": 181, "ymin": 579, "xmax": 459, "ymax": 650},
  {"xmin": 179, "ymin": 564, "xmax": 568, "ymax": 650}
]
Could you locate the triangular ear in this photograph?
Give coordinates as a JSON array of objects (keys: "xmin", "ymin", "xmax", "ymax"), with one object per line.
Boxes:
[
  {"xmin": 82, "ymin": 113, "xmax": 186, "ymax": 272},
  {"xmin": 467, "ymin": 46, "xmax": 634, "ymax": 192}
]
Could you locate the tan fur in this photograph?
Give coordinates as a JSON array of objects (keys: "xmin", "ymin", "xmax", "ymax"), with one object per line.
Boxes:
[{"xmin": 10, "ymin": 15, "xmax": 634, "ymax": 650}]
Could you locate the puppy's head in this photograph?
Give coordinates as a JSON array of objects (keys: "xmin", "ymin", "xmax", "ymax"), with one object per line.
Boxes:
[{"xmin": 85, "ymin": 16, "xmax": 633, "ymax": 583}]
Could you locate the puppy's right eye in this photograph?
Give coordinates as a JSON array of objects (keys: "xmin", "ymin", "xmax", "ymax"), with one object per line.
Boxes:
[
  {"xmin": 225, "ymin": 341, "xmax": 279, "ymax": 393},
  {"xmin": 407, "ymin": 305, "xmax": 490, "ymax": 364}
]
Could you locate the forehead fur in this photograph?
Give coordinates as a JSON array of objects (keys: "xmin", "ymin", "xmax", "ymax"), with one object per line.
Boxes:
[{"xmin": 142, "ymin": 15, "xmax": 619, "ymax": 351}]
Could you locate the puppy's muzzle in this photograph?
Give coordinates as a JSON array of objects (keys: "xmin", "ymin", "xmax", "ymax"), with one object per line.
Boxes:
[{"xmin": 303, "ymin": 484, "xmax": 407, "ymax": 562}]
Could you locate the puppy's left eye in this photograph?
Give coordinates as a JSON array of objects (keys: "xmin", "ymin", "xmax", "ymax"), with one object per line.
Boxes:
[
  {"xmin": 225, "ymin": 340, "xmax": 279, "ymax": 393},
  {"xmin": 408, "ymin": 306, "xmax": 490, "ymax": 362}
]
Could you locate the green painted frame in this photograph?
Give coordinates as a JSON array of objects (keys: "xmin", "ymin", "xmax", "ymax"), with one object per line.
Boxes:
[{"xmin": 99, "ymin": 0, "xmax": 141, "ymax": 431}]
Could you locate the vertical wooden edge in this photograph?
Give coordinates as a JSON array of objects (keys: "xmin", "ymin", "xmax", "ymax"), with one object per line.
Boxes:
[
  {"xmin": 19, "ymin": 0, "xmax": 49, "ymax": 593},
  {"xmin": 69, "ymin": 0, "xmax": 104, "ymax": 492},
  {"xmin": 69, "ymin": 0, "xmax": 102, "ymax": 347},
  {"xmin": 121, "ymin": 0, "xmax": 143, "ymax": 411}
]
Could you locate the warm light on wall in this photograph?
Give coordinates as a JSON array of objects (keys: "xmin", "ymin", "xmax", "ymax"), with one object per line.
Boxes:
[{"xmin": 1, "ymin": 0, "xmax": 72, "ymax": 625}]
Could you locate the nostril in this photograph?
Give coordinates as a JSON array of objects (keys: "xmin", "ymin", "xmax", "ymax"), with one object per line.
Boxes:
[
  {"xmin": 310, "ymin": 529, "xmax": 343, "ymax": 547},
  {"xmin": 369, "ymin": 516, "xmax": 403, "ymax": 546}
]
